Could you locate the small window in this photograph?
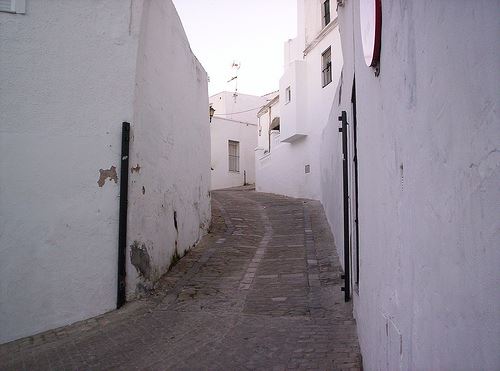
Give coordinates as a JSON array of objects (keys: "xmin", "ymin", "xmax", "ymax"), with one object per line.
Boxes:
[
  {"xmin": 0, "ymin": 0, "xmax": 26, "ymax": 14},
  {"xmin": 285, "ymin": 86, "xmax": 291, "ymax": 104},
  {"xmin": 322, "ymin": 47, "xmax": 332, "ymax": 87},
  {"xmin": 322, "ymin": 0, "xmax": 331, "ymax": 27},
  {"xmin": 228, "ymin": 140, "xmax": 240, "ymax": 172}
]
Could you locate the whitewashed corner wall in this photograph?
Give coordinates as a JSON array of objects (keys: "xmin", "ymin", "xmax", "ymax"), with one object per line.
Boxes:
[
  {"xmin": 210, "ymin": 117, "xmax": 256, "ymax": 190},
  {"xmin": 320, "ymin": 0, "xmax": 500, "ymax": 369},
  {"xmin": 0, "ymin": 0, "xmax": 210, "ymax": 344},
  {"xmin": 0, "ymin": 0, "xmax": 139, "ymax": 344},
  {"xmin": 126, "ymin": 0, "xmax": 210, "ymax": 297}
]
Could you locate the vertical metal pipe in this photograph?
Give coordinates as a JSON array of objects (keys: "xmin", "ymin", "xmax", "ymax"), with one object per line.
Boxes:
[
  {"xmin": 117, "ymin": 122, "xmax": 130, "ymax": 308},
  {"xmin": 338, "ymin": 111, "xmax": 351, "ymax": 301}
]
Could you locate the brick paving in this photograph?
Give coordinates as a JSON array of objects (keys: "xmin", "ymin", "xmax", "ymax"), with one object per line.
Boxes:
[{"xmin": 0, "ymin": 188, "xmax": 362, "ymax": 370}]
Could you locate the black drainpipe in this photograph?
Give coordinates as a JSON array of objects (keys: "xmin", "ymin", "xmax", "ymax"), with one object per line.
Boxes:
[
  {"xmin": 117, "ymin": 122, "xmax": 130, "ymax": 308},
  {"xmin": 338, "ymin": 111, "xmax": 351, "ymax": 302}
]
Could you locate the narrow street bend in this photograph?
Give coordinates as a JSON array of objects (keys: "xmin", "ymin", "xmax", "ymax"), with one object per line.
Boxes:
[{"xmin": 0, "ymin": 188, "xmax": 361, "ymax": 370}]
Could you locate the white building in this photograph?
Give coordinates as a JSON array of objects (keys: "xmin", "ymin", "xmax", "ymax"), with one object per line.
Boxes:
[
  {"xmin": 0, "ymin": 0, "xmax": 210, "ymax": 344},
  {"xmin": 321, "ymin": 1, "xmax": 500, "ymax": 369},
  {"xmin": 255, "ymin": 0, "xmax": 343, "ymax": 199},
  {"xmin": 209, "ymin": 92, "xmax": 267, "ymax": 190},
  {"xmin": 259, "ymin": 0, "xmax": 500, "ymax": 369}
]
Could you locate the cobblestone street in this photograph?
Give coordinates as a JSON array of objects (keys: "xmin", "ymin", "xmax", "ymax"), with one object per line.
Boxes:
[{"xmin": 0, "ymin": 188, "xmax": 361, "ymax": 370}]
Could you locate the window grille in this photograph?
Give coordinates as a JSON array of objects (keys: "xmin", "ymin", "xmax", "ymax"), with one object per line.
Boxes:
[
  {"xmin": 322, "ymin": 47, "xmax": 332, "ymax": 87},
  {"xmin": 228, "ymin": 140, "xmax": 240, "ymax": 172}
]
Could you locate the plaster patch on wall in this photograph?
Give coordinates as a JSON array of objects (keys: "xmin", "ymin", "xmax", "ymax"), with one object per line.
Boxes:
[
  {"xmin": 97, "ymin": 166, "xmax": 118, "ymax": 187},
  {"xmin": 130, "ymin": 241, "xmax": 151, "ymax": 280}
]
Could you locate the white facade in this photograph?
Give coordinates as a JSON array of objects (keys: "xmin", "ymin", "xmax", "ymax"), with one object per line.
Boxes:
[
  {"xmin": 209, "ymin": 92, "xmax": 266, "ymax": 190},
  {"xmin": 320, "ymin": 0, "xmax": 500, "ymax": 370},
  {"xmin": 210, "ymin": 117, "xmax": 257, "ymax": 190},
  {"xmin": 0, "ymin": 0, "xmax": 210, "ymax": 344},
  {"xmin": 210, "ymin": 91, "xmax": 267, "ymax": 124},
  {"xmin": 255, "ymin": 0, "xmax": 343, "ymax": 200},
  {"xmin": 256, "ymin": 0, "xmax": 499, "ymax": 368}
]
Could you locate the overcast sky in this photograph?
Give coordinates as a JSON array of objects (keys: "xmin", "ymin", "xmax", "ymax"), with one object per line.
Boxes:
[{"xmin": 172, "ymin": 0, "xmax": 297, "ymax": 97}]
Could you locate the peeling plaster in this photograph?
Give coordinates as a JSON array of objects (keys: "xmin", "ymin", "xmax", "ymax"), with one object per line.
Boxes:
[
  {"xmin": 131, "ymin": 163, "xmax": 141, "ymax": 173},
  {"xmin": 130, "ymin": 241, "xmax": 151, "ymax": 280},
  {"xmin": 97, "ymin": 166, "xmax": 118, "ymax": 187}
]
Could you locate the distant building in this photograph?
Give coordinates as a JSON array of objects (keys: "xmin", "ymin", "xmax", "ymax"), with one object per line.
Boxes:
[
  {"xmin": 0, "ymin": 0, "xmax": 210, "ymax": 344},
  {"xmin": 209, "ymin": 92, "xmax": 267, "ymax": 190},
  {"xmin": 255, "ymin": 0, "xmax": 342, "ymax": 199},
  {"xmin": 255, "ymin": 93, "xmax": 281, "ymax": 190}
]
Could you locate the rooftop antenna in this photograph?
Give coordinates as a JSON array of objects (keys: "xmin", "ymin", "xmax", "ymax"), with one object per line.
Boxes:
[{"xmin": 227, "ymin": 60, "xmax": 241, "ymax": 102}]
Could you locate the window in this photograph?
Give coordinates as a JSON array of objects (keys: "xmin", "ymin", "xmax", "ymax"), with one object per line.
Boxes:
[
  {"xmin": 322, "ymin": 0, "xmax": 331, "ymax": 27},
  {"xmin": 0, "ymin": 0, "xmax": 26, "ymax": 14},
  {"xmin": 285, "ymin": 86, "xmax": 291, "ymax": 104},
  {"xmin": 228, "ymin": 140, "xmax": 240, "ymax": 172},
  {"xmin": 322, "ymin": 47, "xmax": 332, "ymax": 87}
]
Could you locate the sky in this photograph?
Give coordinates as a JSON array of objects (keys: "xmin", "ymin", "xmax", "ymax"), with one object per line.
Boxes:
[{"xmin": 172, "ymin": 0, "xmax": 297, "ymax": 97}]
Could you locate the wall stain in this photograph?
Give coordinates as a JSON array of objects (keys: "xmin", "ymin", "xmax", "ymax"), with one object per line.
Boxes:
[
  {"xmin": 131, "ymin": 164, "xmax": 141, "ymax": 173},
  {"xmin": 142, "ymin": 186, "xmax": 146, "ymax": 195},
  {"xmin": 130, "ymin": 241, "xmax": 151, "ymax": 280},
  {"xmin": 173, "ymin": 210, "xmax": 178, "ymax": 232},
  {"xmin": 97, "ymin": 166, "xmax": 118, "ymax": 187}
]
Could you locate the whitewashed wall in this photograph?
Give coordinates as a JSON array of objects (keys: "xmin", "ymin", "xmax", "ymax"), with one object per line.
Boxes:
[
  {"xmin": 255, "ymin": 0, "xmax": 342, "ymax": 200},
  {"xmin": 0, "ymin": 0, "xmax": 210, "ymax": 344},
  {"xmin": 256, "ymin": 96, "xmax": 279, "ymax": 154},
  {"xmin": 210, "ymin": 91, "xmax": 267, "ymax": 124},
  {"xmin": 320, "ymin": 0, "xmax": 500, "ymax": 369},
  {"xmin": 126, "ymin": 0, "xmax": 210, "ymax": 298},
  {"xmin": 210, "ymin": 117, "xmax": 256, "ymax": 190},
  {"xmin": 209, "ymin": 91, "xmax": 265, "ymax": 190},
  {"xmin": 0, "ymin": 0, "xmax": 139, "ymax": 344}
]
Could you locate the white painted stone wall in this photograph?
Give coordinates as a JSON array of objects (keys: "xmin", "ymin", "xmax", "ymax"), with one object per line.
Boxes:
[
  {"xmin": 210, "ymin": 117, "xmax": 257, "ymax": 190},
  {"xmin": 320, "ymin": 0, "xmax": 500, "ymax": 369},
  {"xmin": 210, "ymin": 91, "xmax": 267, "ymax": 124},
  {"xmin": 125, "ymin": 0, "xmax": 210, "ymax": 298},
  {"xmin": 209, "ymin": 91, "xmax": 265, "ymax": 190},
  {"xmin": 256, "ymin": 94, "xmax": 280, "ymax": 152},
  {"xmin": 255, "ymin": 0, "xmax": 342, "ymax": 200},
  {"xmin": 0, "ymin": 0, "xmax": 209, "ymax": 344}
]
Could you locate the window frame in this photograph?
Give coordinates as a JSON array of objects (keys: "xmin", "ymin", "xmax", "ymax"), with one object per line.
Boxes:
[
  {"xmin": 285, "ymin": 86, "xmax": 291, "ymax": 104},
  {"xmin": 228, "ymin": 140, "xmax": 240, "ymax": 173},
  {"xmin": 0, "ymin": 0, "xmax": 26, "ymax": 14},
  {"xmin": 321, "ymin": 47, "xmax": 332, "ymax": 88},
  {"xmin": 322, "ymin": 0, "xmax": 331, "ymax": 28}
]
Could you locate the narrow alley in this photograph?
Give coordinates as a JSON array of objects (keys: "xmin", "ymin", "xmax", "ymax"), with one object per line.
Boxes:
[{"xmin": 0, "ymin": 188, "xmax": 361, "ymax": 370}]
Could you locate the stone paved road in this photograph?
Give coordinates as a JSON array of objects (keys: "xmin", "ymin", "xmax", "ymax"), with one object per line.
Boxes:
[{"xmin": 0, "ymin": 188, "xmax": 362, "ymax": 370}]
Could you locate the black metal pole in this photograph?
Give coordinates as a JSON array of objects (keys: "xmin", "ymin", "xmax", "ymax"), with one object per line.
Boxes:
[
  {"xmin": 338, "ymin": 111, "xmax": 350, "ymax": 301},
  {"xmin": 117, "ymin": 122, "xmax": 130, "ymax": 308}
]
